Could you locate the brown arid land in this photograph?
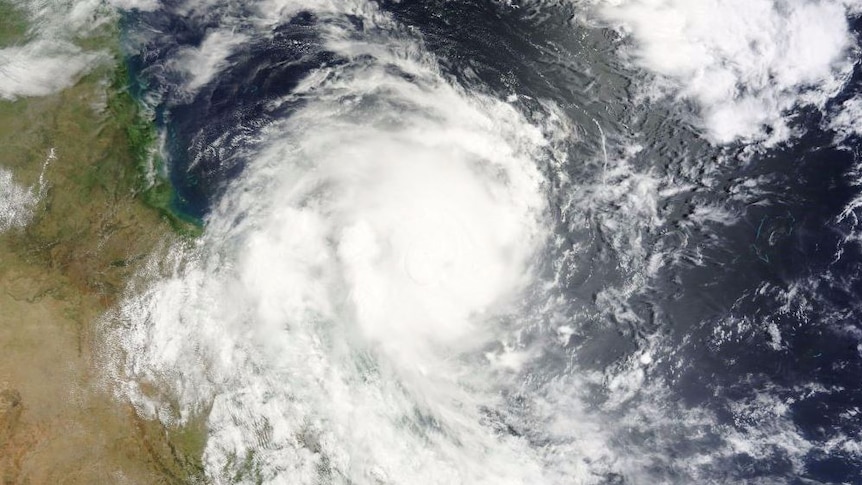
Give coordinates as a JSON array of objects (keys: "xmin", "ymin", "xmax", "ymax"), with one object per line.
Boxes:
[{"xmin": 0, "ymin": 9, "xmax": 205, "ymax": 484}]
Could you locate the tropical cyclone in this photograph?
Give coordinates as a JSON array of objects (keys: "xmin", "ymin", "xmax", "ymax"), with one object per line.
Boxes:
[{"xmin": 3, "ymin": 0, "xmax": 862, "ymax": 483}]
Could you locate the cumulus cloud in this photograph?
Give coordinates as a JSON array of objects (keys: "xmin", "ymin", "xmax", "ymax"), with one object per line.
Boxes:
[
  {"xmin": 0, "ymin": 168, "xmax": 37, "ymax": 232},
  {"xmin": 0, "ymin": 0, "xmax": 116, "ymax": 101},
  {"xmin": 0, "ymin": 40, "xmax": 102, "ymax": 100},
  {"xmin": 589, "ymin": 0, "xmax": 859, "ymax": 145},
  {"xmin": 108, "ymin": 0, "xmax": 161, "ymax": 11},
  {"xmin": 171, "ymin": 30, "xmax": 249, "ymax": 96},
  {"xmin": 829, "ymin": 96, "xmax": 862, "ymax": 141}
]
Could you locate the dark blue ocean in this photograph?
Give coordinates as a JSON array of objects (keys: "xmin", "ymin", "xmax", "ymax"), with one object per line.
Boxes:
[{"xmin": 118, "ymin": 1, "xmax": 862, "ymax": 482}]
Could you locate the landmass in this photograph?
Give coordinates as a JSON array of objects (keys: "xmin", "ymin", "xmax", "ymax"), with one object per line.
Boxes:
[{"xmin": 0, "ymin": 4, "xmax": 204, "ymax": 483}]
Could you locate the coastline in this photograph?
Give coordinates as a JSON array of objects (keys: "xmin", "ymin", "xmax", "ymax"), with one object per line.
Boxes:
[{"xmin": 0, "ymin": 4, "xmax": 203, "ymax": 482}]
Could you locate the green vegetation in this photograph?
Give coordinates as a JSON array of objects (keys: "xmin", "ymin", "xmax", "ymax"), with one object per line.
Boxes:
[
  {"xmin": 225, "ymin": 450, "xmax": 265, "ymax": 485},
  {"xmin": 107, "ymin": 63, "xmax": 204, "ymax": 237},
  {"xmin": 0, "ymin": 2, "xmax": 29, "ymax": 46},
  {"xmin": 0, "ymin": 5, "xmax": 207, "ymax": 482}
]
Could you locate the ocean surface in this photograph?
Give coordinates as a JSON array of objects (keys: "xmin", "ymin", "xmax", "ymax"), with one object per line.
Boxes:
[{"xmin": 103, "ymin": 0, "xmax": 862, "ymax": 483}]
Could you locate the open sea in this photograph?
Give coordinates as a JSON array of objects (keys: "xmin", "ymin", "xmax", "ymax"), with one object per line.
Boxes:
[{"xmin": 106, "ymin": 1, "xmax": 862, "ymax": 483}]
